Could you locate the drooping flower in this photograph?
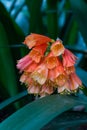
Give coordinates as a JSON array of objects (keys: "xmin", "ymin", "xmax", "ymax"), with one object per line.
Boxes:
[
  {"xmin": 31, "ymin": 63, "xmax": 48, "ymax": 85},
  {"xmin": 63, "ymin": 49, "xmax": 77, "ymax": 67},
  {"xmin": 27, "ymin": 85, "xmax": 40, "ymax": 94},
  {"xmin": 51, "ymin": 39, "xmax": 65, "ymax": 56},
  {"xmin": 20, "ymin": 73, "xmax": 41, "ymax": 94},
  {"xmin": 20, "ymin": 72, "xmax": 28, "ymax": 83},
  {"xmin": 40, "ymin": 84, "xmax": 54, "ymax": 96},
  {"xmin": 16, "ymin": 54, "xmax": 33, "ymax": 72},
  {"xmin": 48, "ymin": 61, "xmax": 64, "ymax": 81},
  {"xmin": 55, "ymin": 74, "xmax": 68, "ymax": 87},
  {"xmin": 64, "ymin": 66, "xmax": 75, "ymax": 75},
  {"xmin": 17, "ymin": 41, "xmax": 48, "ymax": 72},
  {"xmin": 69, "ymin": 73, "xmax": 82, "ymax": 90},
  {"xmin": 29, "ymin": 43, "xmax": 47, "ymax": 63},
  {"xmin": 58, "ymin": 79, "xmax": 70, "ymax": 93},
  {"xmin": 23, "ymin": 33, "xmax": 51, "ymax": 49},
  {"xmin": 45, "ymin": 52, "xmax": 60, "ymax": 69},
  {"xmin": 58, "ymin": 73, "xmax": 82, "ymax": 93},
  {"xmin": 24, "ymin": 61, "xmax": 39, "ymax": 73}
]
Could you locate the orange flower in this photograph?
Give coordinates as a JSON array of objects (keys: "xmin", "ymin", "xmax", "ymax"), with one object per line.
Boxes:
[
  {"xmin": 51, "ymin": 39, "xmax": 65, "ymax": 56},
  {"xmin": 16, "ymin": 54, "xmax": 33, "ymax": 72},
  {"xmin": 24, "ymin": 61, "xmax": 39, "ymax": 72},
  {"xmin": 45, "ymin": 52, "xmax": 60, "ymax": 69},
  {"xmin": 33, "ymin": 43, "xmax": 48, "ymax": 55},
  {"xmin": 48, "ymin": 62, "xmax": 64, "ymax": 81},
  {"xmin": 29, "ymin": 43, "xmax": 47, "ymax": 63},
  {"xmin": 63, "ymin": 49, "xmax": 77, "ymax": 67},
  {"xmin": 58, "ymin": 73, "xmax": 82, "ymax": 93},
  {"xmin": 64, "ymin": 66, "xmax": 75, "ymax": 75},
  {"xmin": 48, "ymin": 68, "xmax": 58, "ymax": 81},
  {"xmin": 55, "ymin": 74, "xmax": 68, "ymax": 87},
  {"xmin": 69, "ymin": 73, "xmax": 82, "ymax": 90},
  {"xmin": 31, "ymin": 63, "xmax": 48, "ymax": 85},
  {"xmin": 58, "ymin": 80, "xmax": 70, "ymax": 93},
  {"xmin": 28, "ymin": 85, "xmax": 40, "ymax": 94},
  {"xmin": 20, "ymin": 73, "xmax": 41, "ymax": 94},
  {"xmin": 17, "ymin": 33, "xmax": 82, "ymax": 96},
  {"xmin": 20, "ymin": 72, "xmax": 28, "ymax": 83},
  {"xmin": 40, "ymin": 85, "xmax": 53, "ymax": 96},
  {"xmin": 29, "ymin": 49, "xmax": 42, "ymax": 63},
  {"xmin": 24, "ymin": 33, "xmax": 51, "ymax": 49}
]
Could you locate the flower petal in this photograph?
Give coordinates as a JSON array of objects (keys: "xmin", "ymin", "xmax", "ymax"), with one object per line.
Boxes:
[
  {"xmin": 45, "ymin": 52, "xmax": 61, "ymax": 69},
  {"xmin": 16, "ymin": 54, "xmax": 32, "ymax": 72},
  {"xmin": 24, "ymin": 33, "xmax": 51, "ymax": 49},
  {"xmin": 25, "ymin": 61, "xmax": 38, "ymax": 72},
  {"xmin": 46, "ymin": 56, "xmax": 58, "ymax": 69},
  {"xmin": 40, "ymin": 85, "xmax": 53, "ymax": 95},
  {"xmin": 69, "ymin": 73, "xmax": 82, "ymax": 90},
  {"xmin": 58, "ymin": 80, "xmax": 70, "ymax": 93},
  {"xmin": 20, "ymin": 73, "xmax": 28, "ymax": 83},
  {"xmin": 51, "ymin": 39, "xmax": 65, "ymax": 56},
  {"xmin": 63, "ymin": 49, "xmax": 77, "ymax": 67},
  {"xmin": 65, "ymin": 66, "xmax": 75, "ymax": 75},
  {"xmin": 29, "ymin": 49, "xmax": 42, "ymax": 63},
  {"xmin": 28, "ymin": 85, "xmax": 40, "ymax": 94},
  {"xmin": 33, "ymin": 43, "xmax": 48, "ymax": 55},
  {"xmin": 31, "ymin": 64, "xmax": 48, "ymax": 85},
  {"xmin": 55, "ymin": 74, "xmax": 68, "ymax": 86},
  {"xmin": 48, "ymin": 64, "xmax": 64, "ymax": 81}
]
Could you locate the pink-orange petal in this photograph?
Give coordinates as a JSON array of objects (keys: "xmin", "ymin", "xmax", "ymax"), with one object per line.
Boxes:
[
  {"xmin": 58, "ymin": 80, "xmax": 70, "ymax": 93},
  {"xmin": 69, "ymin": 73, "xmax": 82, "ymax": 90},
  {"xmin": 48, "ymin": 68, "xmax": 57, "ymax": 81},
  {"xmin": 40, "ymin": 85, "xmax": 53, "ymax": 95},
  {"xmin": 55, "ymin": 74, "xmax": 68, "ymax": 87},
  {"xmin": 25, "ymin": 61, "xmax": 38, "ymax": 72},
  {"xmin": 25, "ymin": 77, "xmax": 33, "ymax": 85},
  {"xmin": 45, "ymin": 52, "xmax": 61, "ymax": 69},
  {"xmin": 20, "ymin": 73, "xmax": 28, "ymax": 83},
  {"xmin": 16, "ymin": 54, "xmax": 33, "ymax": 72},
  {"xmin": 29, "ymin": 49, "xmax": 42, "ymax": 63},
  {"xmin": 28, "ymin": 85, "xmax": 40, "ymax": 94},
  {"xmin": 55, "ymin": 64, "xmax": 64, "ymax": 76},
  {"xmin": 63, "ymin": 49, "xmax": 77, "ymax": 67},
  {"xmin": 48, "ymin": 64, "xmax": 64, "ymax": 81},
  {"xmin": 23, "ymin": 33, "xmax": 51, "ymax": 49},
  {"xmin": 45, "ymin": 56, "xmax": 58, "ymax": 69},
  {"xmin": 65, "ymin": 66, "xmax": 75, "ymax": 75},
  {"xmin": 31, "ymin": 63, "xmax": 48, "ymax": 85},
  {"xmin": 33, "ymin": 43, "xmax": 48, "ymax": 55},
  {"xmin": 51, "ymin": 39, "xmax": 65, "ymax": 56}
]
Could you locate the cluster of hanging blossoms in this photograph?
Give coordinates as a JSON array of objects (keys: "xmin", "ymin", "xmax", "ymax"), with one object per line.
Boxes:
[{"xmin": 17, "ymin": 33, "xmax": 82, "ymax": 97}]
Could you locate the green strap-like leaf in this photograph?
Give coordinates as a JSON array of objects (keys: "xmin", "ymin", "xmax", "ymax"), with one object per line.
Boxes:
[
  {"xmin": 46, "ymin": 0, "xmax": 58, "ymax": 39},
  {"xmin": 0, "ymin": 90, "xmax": 28, "ymax": 110},
  {"xmin": 0, "ymin": 22, "xmax": 18, "ymax": 97},
  {"xmin": 0, "ymin": 2, "xmax": 25, "ymax": 43},
  {"xmin": 69, "ymin": 0, "xmax": 87, "ymax": 44},
  {"xmin": 0, "ymin": 95, "xmax": 87, "ymax": 130},
  {"xmin": 42, "ymin": 111, "xmax": 87, "ymax": 130},
  {"xmin": 26, "ymin": 0, "xmax": 45, "ymax": 34}
]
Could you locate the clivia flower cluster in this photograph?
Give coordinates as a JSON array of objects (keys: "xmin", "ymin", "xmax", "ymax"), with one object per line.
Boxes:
[{"xmin": 17, "ymin": 33, "xmax": 82, "ymax": 97}]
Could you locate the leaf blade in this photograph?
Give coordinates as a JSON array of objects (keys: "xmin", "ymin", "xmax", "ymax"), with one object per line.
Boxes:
[
  {"xmin": 42, "ymin": 111, "xmax": 87, "ymax": 130},
  {"xmin": 0, "ymin": 95, "xmax": 87, "ymax": 130}
]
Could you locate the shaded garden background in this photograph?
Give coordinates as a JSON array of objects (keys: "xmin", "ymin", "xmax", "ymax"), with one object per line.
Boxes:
[{"xmin": 0, "ymin": 0, "xmax": 87, "ymax": 129}]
